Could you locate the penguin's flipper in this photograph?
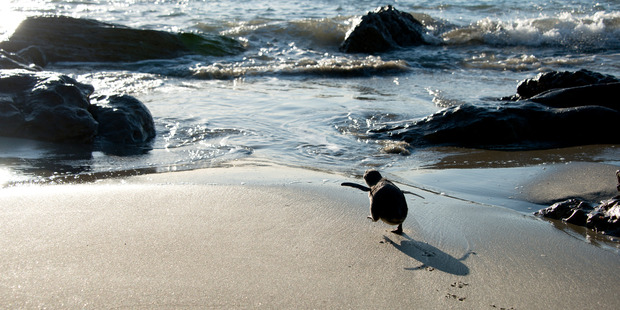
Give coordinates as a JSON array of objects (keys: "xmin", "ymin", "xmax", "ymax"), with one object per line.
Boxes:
[{"xmin": 341, "ymin": 182, "xmax": 370, "ymax": 192}]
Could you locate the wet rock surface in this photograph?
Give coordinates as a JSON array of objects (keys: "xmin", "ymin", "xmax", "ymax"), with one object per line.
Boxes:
[
  {"xmin": 0, "ymin": 70, "xmax": 155, "ymax": 148},
  {"xmin": 0, "ymin": 71, "xmax": 97, "ymax": 143},
  {"xmin": 369, "ymin": 70, "xmax": 620, "ymax": 150},
  {"xmin": 0, "ymin": 47, "xmax": 45, "ymax": 71},
  {"xmin": 340, "ymin": 5, "xmax": 427, "ymax": 53},
  {"xmin": 510, "ymin": 69, "xmax": 619, "ymax": 100},
  {"xmin": 0, "ymin": 15, "xmax": 244, "ymax": 64},
  {"xmin": 535, "ymin": 197, "xmax": 620, "ymax": 237},
  {"xmin": 90, "ymin": 95, "xmax": 156, "ymax": 153},
  {"xmin": 534, "ymin": 171, "xmax": 620, "ymax": 237}
]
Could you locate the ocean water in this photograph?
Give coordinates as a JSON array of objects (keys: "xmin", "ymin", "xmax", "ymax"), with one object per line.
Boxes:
[{"xmin": 0, "ymin": 0, "xmax": 619, "ymax": 189}]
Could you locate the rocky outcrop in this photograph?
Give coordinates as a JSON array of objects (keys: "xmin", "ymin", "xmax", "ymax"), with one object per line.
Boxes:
[
  {"xmin": 340, "ymin": 5, "xmax": 427, "ymax": 53},
  {"xmin": 528, "ymin": 82, "xmax": 620, "ymax": 112},
  {"xmin": 0, "ymin": 15, "xmax": 244, "ymax": 64},
  {"xmin": 0, "ymin": 47, "xmax": 45, "ymax": 70},
  {"xmin": 511, "ymin": 69, "xmax": 619, "ymax": 100},
  {"xmin": 534, "ymin": 171, "xmax": 620, "ymax": 237},
  {"xmin": 369, "ymin": 70, "xmax": 620, "ymax": 150},
  {"xmin": 0, "ymin": 70, "xmax": 155, "ymax": 147},
  {"xmin": 0, "ymin": 71, "xmax": 97, "ymax": 143}
]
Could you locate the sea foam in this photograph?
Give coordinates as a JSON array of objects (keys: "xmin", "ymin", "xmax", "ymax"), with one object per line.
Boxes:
[{"xmin": 442, "ymin": 11, "xmax": 620, "ymax": 51}]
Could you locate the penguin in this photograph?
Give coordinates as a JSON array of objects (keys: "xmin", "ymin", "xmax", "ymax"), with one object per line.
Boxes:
[{"xmin": 342, "ymin": 169, "xmax": 410, "ymax": 234}]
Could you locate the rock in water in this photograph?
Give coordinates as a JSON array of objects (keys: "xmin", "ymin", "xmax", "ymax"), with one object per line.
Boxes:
[
  {"xmin": 514, "ymin": 69, "xmax": 619, "ymax": 100},
  {"xmin": 0, "ymin": 16, "xmax": 244, "ymax": 64},
  {"xmin": 90, "ymin": 95, "xmax": 156, "ymax": 145},
  {"xmin": 528, "ymin": 82, "xmax": 620, "ymax": 112},
  {"xmin": 535, "ymin": 171, "xmax": 620, "ymax": 237},
  {"xmin": 370, "ymin": 101, "xmax": 620, "ymax": 150},
  {"xmin": 369, "ymin": 70, "xmax": 620, "ymax": 150},
  {"xmin": 0, "ymin": 48, "xmax": 45, "ymax": 70},
  {"xmin": 535, "ymin": 197, "xmax": 620, "ymax": 236},
  {"xmin": 0, "ymin": 70, "xmax": 98, "ymax": 143},
  {"xmin": 534, "ymin": 199, "xmax": 593, "ymax": 226},
  {"xmin": 587, "ymin": 196, "xmax": 620, "ymax": 236},
  {"xmin": 0, "ymin": 70, "xmax": 156, "ymax": 148},
  {"xmin": 340, "ymin": 5, "xmax": 426, "ymax": 53}
]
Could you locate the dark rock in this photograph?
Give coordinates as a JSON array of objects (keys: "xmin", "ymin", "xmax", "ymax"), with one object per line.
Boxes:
[
  {"xmin": 15, "ymin": 46, "xmax": 47, "ymax": 68},
  {"xmin": 529, "ymin": 82, "xmax": 620, "ymax": 112},
  {"xmin": 563, "ymin": 209, "xmax": 590, "ymax": 226},
  {"xmin": 340, "ymin": 5, "xmax": 427, "ymax": 53},
  {"xmin": 586, "ymin": 196, "xmax": 620, "ymax": 235},
  {"xmin": 535, "ymin": 171, "xmax": 620, "ymax": 237},
  {"xmin": 536, "ymin": 198, "xmax": 620, "ymax": 236},
  {"xmin": 0, "ymin": 70, "xmax": 155, "ymax": 148},
  {"xmin": 0, "ymin": 16, "xmax": 244, "ymax": 64},
  {"xmin": 534, "ymin": 199, "xmax": 593, "ymax": 220},
  {"xmin": 369, "ymin": 101, "xmax": 620, "ymax": 150},
  {"xmin": 0, "ymin": 48, "xmax": 43, "ymax": 71},
  {"xmin": 0, "ymin": 70, "xmax": 97, "ymax": 143},
  {"xmin": 369, "ymin": 70, "xmax": 620, "ymax": 150},
  {"xmin": 90, "ymin": 95, "xmax": 156, "ymax": 145},
  {"xmin": 0, "ymin": 100, "xmax": 24, "ymax": 136},
  {"xmin": 514, "ymin": 69, "xmax": 619, "ymax": 100}
]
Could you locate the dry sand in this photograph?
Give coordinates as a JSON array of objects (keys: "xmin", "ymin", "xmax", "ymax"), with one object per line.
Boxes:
[{"xmin": 1, "ymin": 163, "xmax": 619, "ymax": 309}]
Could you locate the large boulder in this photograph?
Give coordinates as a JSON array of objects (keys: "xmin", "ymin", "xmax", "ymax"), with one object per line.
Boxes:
[
  {"xmin": 528, "ymin": 82, "xmax": 620, "ymax": 112},
  {"xmin": 0, "ymin": 70, "xmax": 155, "ymax": 147},
  {"xmin": 340, "ymin": 5, "xmax": 427, "ymax": 53},
  {"xmin": 369, "ymin": 70, "xmax": 620, "ymax": 150},
  {"xmin": 369, "ymin": 101, "xmax": 620, "ymax": 150},
  {"xmin": 0, "ymin": 70, "xmax": 97, "ymax": 143},
  {"xmin": 0, "ymin": 47, "xmax": 45, "ymax": 70},
  {"xmin": 0, "ymin": 15, "xmax": 244, "ymax": 64}
]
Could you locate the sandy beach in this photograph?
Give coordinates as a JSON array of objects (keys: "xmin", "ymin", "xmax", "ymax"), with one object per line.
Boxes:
[{"xmin": 1, "ymin": 163, "xmax": 619, "ymax": 309}]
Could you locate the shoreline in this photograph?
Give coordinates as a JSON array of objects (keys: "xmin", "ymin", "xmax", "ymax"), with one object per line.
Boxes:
[{"xmin": 1, "ymin": 163, "xmax": 619, "ymax": 308}]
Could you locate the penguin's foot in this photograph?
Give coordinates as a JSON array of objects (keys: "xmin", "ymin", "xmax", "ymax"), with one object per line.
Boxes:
[{"xmin": 391, "ymin": 224, "xmax": 403, "ymax": 235}]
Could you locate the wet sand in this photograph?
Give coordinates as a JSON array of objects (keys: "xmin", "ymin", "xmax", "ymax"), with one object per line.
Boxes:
[{"xmin": 1, "ymin": 163, "xmax": 619, "ymax": 308}]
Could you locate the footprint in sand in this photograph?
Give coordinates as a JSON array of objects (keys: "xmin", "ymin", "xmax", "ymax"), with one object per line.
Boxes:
[{"xmin": 445, "ymin": 281, "xmax": 469, "ymax": 302}]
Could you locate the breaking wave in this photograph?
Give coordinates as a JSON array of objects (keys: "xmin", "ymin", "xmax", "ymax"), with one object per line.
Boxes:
[
  {"xmin": 441, "ymin": 11, "xmax": 620, "ymax": 51},
  {"xmin": 190, "ymin": 56, "xmax": 410, "ymax": 79}
]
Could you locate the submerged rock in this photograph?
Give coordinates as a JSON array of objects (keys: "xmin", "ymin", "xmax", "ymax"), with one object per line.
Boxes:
[
  {"xmin": 535, "ymin": 171, "xmax": 620, "ymax": 237},
  {"xmin": 340, "ymin": 5, "xmax": 427, "ymax": 53},
  {"xmin": 0, "ymin": 70, "xmax": 155, "ymax": 147},
  {"xmin": 369, "ymin": 70, "xmax": 620, "ymax": 150},
  {"xmin": 0, "ymin": 15, "xmax": 244, "ymax": 64}
]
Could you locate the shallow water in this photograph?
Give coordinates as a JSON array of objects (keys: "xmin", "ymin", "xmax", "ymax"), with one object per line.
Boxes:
[{"xmin": 1, "ymin": 0, "xmax": 619, "ymax": 195}]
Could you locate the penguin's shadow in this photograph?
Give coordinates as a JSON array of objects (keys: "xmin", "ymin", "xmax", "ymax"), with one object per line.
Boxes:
[{"xmin": 384, "ymin": 234, "xmax": 471, "ymax": 276}]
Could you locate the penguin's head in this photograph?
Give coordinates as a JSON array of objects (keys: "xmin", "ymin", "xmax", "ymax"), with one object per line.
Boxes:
[{"xmin": 363, "ymin": 169, "xmax": 382, "ymax": 187}]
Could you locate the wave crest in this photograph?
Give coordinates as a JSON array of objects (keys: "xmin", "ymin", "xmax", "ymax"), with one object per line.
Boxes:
[
  {"xmin": 190, "ymin": 56, "xmax": 410, "ymax": 79},
  {"xmin": 442, "ymin": 11, "xmax": 620, "ymax": 51}
]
